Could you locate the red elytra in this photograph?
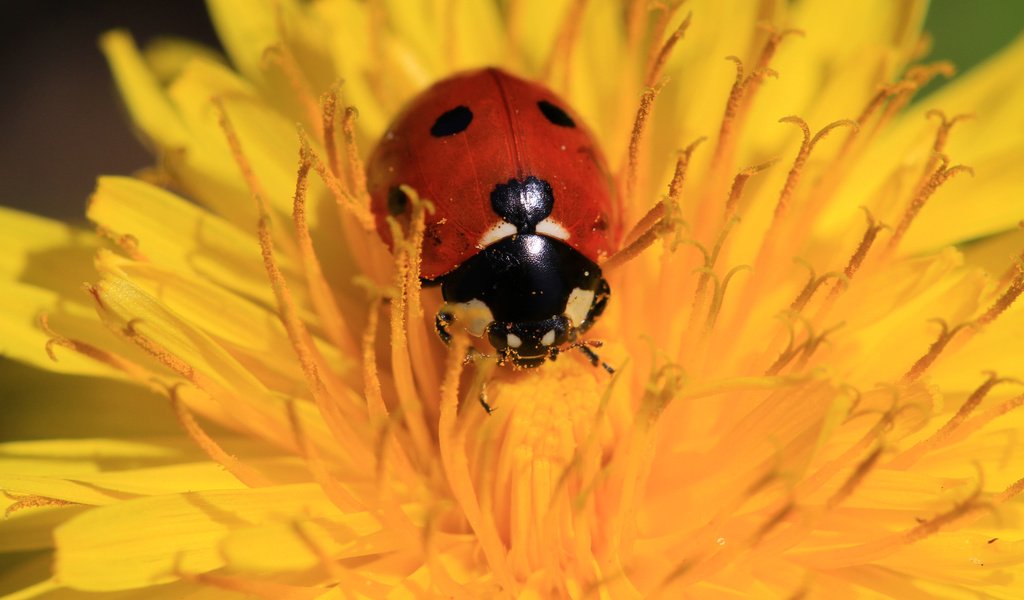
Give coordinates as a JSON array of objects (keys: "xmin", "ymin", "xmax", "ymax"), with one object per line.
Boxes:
[{"xmin": 367, "ymin": 68, "xmax": 616, "ymax": 280}]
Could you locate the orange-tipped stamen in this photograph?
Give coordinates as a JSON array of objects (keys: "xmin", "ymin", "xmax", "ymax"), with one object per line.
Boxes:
[
  {"xmin": 724, "ymin": 158, "xmax": 778, "ymax": 217},
  {"xmin": 283, "ymin": 399, "xmax": 371, "ymax": 515},
  {"xmin": 218, "ymin": 100, "xmax": 364, "ymax": 449},
  {"xmin": 707, "ymin": 29, "xmax": 799, "ymax": 182},
  {"xmin": 996, "ymin": 475, "xmax": 1024, "ymax": 503},
  {"xmin": 342, "ymin": 106, "xmax": 369, "ymax": 199},
  {"xmin": 540, "ymin": 0, "xmax": 587, "ymax": 89},
  {"xmin": 790, "ymin": 262, "xmax": 845, "ymax": 313},
  {"xmin": 874, "ymin": 62, "xmax": 956, "ymax": 136},
  {"xmin": 436, "ymin": 332, "xmax": 515, "ymax": 590},
  {"xmin": 385, "ymin": 188, "xmax": 436, "ymax": 460},
  {"xmin": 901, "ymin": 486, "xmax": 985, "ymax": 544},
  {"xmin": 902, "ymin": 319, "xmax": 976, "ymax": 383},
  {"xmin": 4, "ymin": 494, "xmax": 79, "ymax": 518},
  {"xmin": 361, "ymin": 294, "xmax": 389, "ymax": 423},
  {"xmin": 293, "ymin": 139, "xmax": 360, "ymax": 360},
  {"xmin": 645, "ymin": 12, "xmax": 692, "ymax": 88},
  {"xmin": 262, "ymin": 42, "xmax": 322, "ymax": 136},
  {"xmin": 168, "ymin": 384, "xmax": 274, "ymax": 487},
  {"xmin": 601, "ymin": 210, "xmax": 677, "ymax": 274},
  {"xmin": 40, "ymin": 313, "xmax": 150, "ymax": 379},
  {"xmin": 298, "ymin": 131, "xmax": 376, "ymax": 230},
  {"xmin": 889, "ymin": 374, "xmax": 1020, "ymax": 469},
  {"xmin": 94, "ymin": 226, "xmax": 146, "ymax": 261},
  {"xmin": 704, "ymin": 264, "xmax": 751, "ymax": 333},
  {"xmin": 772, "ymin": 116, "xmax": 858, "ymax": 222},
  {"xmin": 321, "ymin": 84, "xmax": 342, "ymax": 178},
  {"xmin": 667, "ymin": 137, "xmax": 706, "ymax": 204},
  {"xmin": 620, "ymin": 83, "xmax": 665, "ymax": 217},
  {"xmin": 887, "ymin": 158, "xmax": 974, "ymax": 251},
  {"xmin": 978, "ymin": 262, "xmax": 1024, "ymax": 326}
]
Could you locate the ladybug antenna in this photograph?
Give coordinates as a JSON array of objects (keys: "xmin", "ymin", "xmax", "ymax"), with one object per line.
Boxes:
[{"xmin": 565, "ymin": 340, "xmax": 614, "ymax": 374}]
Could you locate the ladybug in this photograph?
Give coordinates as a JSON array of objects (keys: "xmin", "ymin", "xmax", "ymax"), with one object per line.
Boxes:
[{"xmin": 367, "ymin": 68, "xmax": 614, "ymax": 369}]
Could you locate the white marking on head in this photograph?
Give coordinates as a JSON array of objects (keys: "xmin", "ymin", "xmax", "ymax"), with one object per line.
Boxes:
[
  {"xmin": 536, "ymin": 217, "xmax": 570, "ymax": 240},
  {"xmin": 564, "ymin": 288, "xmax": 595, "ymax": 328},
  {"xmin": 507, "ymin": 333, "xmax": 523, "ymax": 348},
  {"xmin": 478, "ymin": 221, "xmax": 517, "ymax": 248},
  {"xmin": 445, "ymin": 299, "xmax": 494, "ymax": 337},
  {"xmin": 540, "ymin": 329, "xmax": 556, "ymax": 346}
]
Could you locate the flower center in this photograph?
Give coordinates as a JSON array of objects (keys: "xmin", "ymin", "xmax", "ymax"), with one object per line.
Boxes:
[{"xmin": 474, "ymin": 358, "xmax": 611, "ymax": 582}]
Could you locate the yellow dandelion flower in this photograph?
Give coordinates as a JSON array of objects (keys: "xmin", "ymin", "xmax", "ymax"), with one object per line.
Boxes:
[{"xmin": 3, "ymin": 1, "xmax": 1024, "ymax": 598}]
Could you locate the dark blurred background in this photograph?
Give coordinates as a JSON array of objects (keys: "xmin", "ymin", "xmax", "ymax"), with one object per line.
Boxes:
[{"xmin": 1, "ymin": 0, "xmax": 1022, "ymax": 222}]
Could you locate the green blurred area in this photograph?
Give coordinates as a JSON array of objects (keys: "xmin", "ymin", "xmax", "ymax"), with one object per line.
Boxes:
[{"xmin": 920, "ymin": 0, "xmax": 1024, "ymax": 98}]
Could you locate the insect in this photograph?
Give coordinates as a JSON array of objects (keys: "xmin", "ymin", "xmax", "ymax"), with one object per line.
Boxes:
[{"xmin": 367, "ymin": 68, "xmax": 615, "ymax": 369}]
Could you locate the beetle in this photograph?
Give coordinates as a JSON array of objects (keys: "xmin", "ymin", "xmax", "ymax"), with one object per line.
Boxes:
[{"xmin": 367, "ymin": 68, "xmax": 615, "ymax": 369}]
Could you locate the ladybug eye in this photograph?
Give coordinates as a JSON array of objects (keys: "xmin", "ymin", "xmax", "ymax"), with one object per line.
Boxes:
[
  {"xmin": 537, "ymin": 100, "xmax": 575, "ymax": 128},
  {"xmin": 431, "ymin": 105, "xmax": 473, "ymax": 136},
  {"xmin": 387, "ymin": 186, "xmax": 409, "ymax": 215}
]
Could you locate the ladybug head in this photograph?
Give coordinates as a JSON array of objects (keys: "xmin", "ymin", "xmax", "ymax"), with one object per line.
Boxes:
[{"xmin": 486, "ymin": 316, "xmax": 571, "ymax": 367}]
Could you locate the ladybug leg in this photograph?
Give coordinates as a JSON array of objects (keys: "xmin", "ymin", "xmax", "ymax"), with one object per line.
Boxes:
[
  {"xmin": 478, "ymin": 379, "xmax": 494, "ymax": 415},
  {"xmin": 435, "ymin": 310, "xmax": 454, "ymax": 345},
  {"xmin": 466, "ymin": 348, "xmax": 498, "ymax": 415},
  {"xmin": 575, "ymin": 342, "xmax": 615, "ymax": 374}
]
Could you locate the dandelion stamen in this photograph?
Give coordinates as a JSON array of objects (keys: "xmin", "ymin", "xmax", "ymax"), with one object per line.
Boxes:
[
  {"xmin": 645, "ymin": 12, "xmax": 692, "ymax": 88},
  {"xmin": 385, "ymin": 188, "xmax": 436, "ymax": 457},
  {"xmin": 320, "ymin": 84, "xmax": 342, "ymax": 177},
  {"xmin": 437, "ymin": 331, "xmax": 515, "ymax": 590},
  {"xmin": 4, "ymin": 494, "xmax": 80, "ymax": 517},
  {"xmin": 724, "ymin": 158, "xmax": 777, "ymax": 217},
  {"xmin": 902, "ymin": 487, "xmax": 986, "ymax": 544},
  {"xmin": 168, "ymin": 384, "xmax": 273, "ymax": 487},
  {"xmin": 890, "ymin": 374, "xmax": 1020, "ymax": 468},
  {"xmin": 342, "ymin": 106, "xmax": 369, "ymax": 199},
  {"xmin": 887, "ymin": 158, "xmax": 974, "ymax": 251},
  {"xmin": 620, "ymin": 83, "xmax": 665, "ymax": 218},
  {"xmin": 790, "ymin": 260, "xmax": 845, "ymax": 313},
  {"xmin": 540, "ymin": 0, "xmax": 587, "ymax": 89},
  {"xmin": 706, "ymin": 28, "xmax": 798, "ymax": 196},
  {"xmin": 903, "ymin": 319, "xmax": 976, "ymax": 383},
  {"xmin": 874, "ymin": 62, "xmax": 956, "ymax": 135},
  {"xmin": 40, "ymin": 313, "xmax": 149, "ymax": 379},
  {"xmin": 705, "ymin": 264, "xmax": 751, "ymax": 333},
  {"xmin": 998, "ymin": 224, "xmax": 1024, "ymax": 287},
  {"xmin": 666, "ymin": 136, "xmax": 706, "ymax": 205},
  {"xmin": 773, "ymin": 117, "xmax": 859, "ymax": 222},
  {"xmin": 996, "ymin": 475, "xmax": 1024, "ymax": 503},
  {"xmin": 299, "ymin": 132, "xmax": 376, "ymax": 230},
  {"xmin": 262, "ymin": 44, "xmax": 322, "ymax": 137},
  {"xmin": 218, "ymin": 101, "xmax": 364, "ymax": 448},
  {"xmin": 820, "ymin": 446, "xmax": 885, "ymax": 510},
  {"xmin": 751, "ymin": 501, "xmax": 796, "ymax": 546},
  {"xmin": 293, "ymin": 139, "xmax": 359, "ymax": 359},
  {"xmin": 95, "ymin": 227, "xmax": 145, "ymax": 260},
  {"xmin": 978, "ymin": 261, "xmax": 1024, "ymax": 326},
  {"xmin": 360, "ymin": 294, "xmax": 389, "ymax": 422}
]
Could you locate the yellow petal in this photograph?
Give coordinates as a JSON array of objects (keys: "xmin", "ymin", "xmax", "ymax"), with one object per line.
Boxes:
[
  {"xmin": 53, "ymin": 484, "xmax": 340, "ymax": 591},
  {"xmin": 0, "ymin": 282, "xmax": 114, "ymax": 376},
  {"xmin": 86, "ymin": 176, "xmax": 307, "ymax": 313},
  {"xmin": 1, "ymin": 362, "xmax": 180, "ymax": 443},
  {"xmin": 100, "ymin": 30, "xmax": 190, "ymax": 150},
  {"xmin": 220, "ymin": 511, "xmax": 393, "ymax": 572}
]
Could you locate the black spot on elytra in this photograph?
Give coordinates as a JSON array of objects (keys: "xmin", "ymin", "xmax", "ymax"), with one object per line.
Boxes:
[
  {"xmin": 387, "ymin": 186, "xmax": 409, "ymax": 216},
  {"xmin": 425, "ymin": 223, "xmax": 444, "ymax": 247},
  {"xmin": 430, "ymin": 105, "xmax": 473, "ymax": 137},
  {"xmin": 538, "ymin": 100, "xmax": 575, "ymax": 128}
]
